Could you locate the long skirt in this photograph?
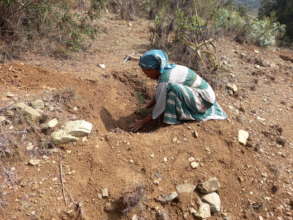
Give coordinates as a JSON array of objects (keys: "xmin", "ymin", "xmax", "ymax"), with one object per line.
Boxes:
[{"xmin": 163, "ymin": 83, "xmax": 227, "ymax": 124}]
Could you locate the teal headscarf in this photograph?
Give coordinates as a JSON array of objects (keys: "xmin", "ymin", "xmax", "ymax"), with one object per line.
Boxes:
[{"xmin": 139, "ymin": 49, "xmax": 175, "ymax": 73}]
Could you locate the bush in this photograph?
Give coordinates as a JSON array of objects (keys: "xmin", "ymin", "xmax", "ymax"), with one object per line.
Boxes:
[
  {"xmin": 0, "ymin": 0, "xmax": 103, "ymax": 61},
  {"xmin": 214, "ymin": 8, "xmax": 286, "ymax": 46},
  {"xmin": 150, "ymin": 0, "xmax": 219, "ymax": 67}
]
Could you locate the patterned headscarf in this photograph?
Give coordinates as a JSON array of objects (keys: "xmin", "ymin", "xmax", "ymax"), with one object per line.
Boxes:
[{"xmin": 139, "ymin": 49, "xmax": 175, "ymax": 73}]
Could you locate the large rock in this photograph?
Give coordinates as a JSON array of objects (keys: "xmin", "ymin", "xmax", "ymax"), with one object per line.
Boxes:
[
  {"xmin": 238, "ymin": 130, "xmax": 249, "ymax": 145},
  {"xmin": 198, "ymin": 177, "xmax": 221, "ymax": 193},
  {"xmin": 190, "ymin": 202, "xmax": 211, "ymax": 219},
  {"xmin": 51, "ymin": 130, "xmax": 79, "ymax": 144},
  {"xmin": 15, "ymin": 102, "xmax": 44, "ymax": 122},
  {"xmin": 202, "ymin": 192, "xmax": 221, "ymax": 213},
  {"xmin": 64, "ymin": 120, "xmax": 93, "ymax": 137}
]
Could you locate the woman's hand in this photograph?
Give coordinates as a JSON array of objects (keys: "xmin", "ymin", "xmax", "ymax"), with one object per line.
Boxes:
[
  {"xmin": 129, "ymin": 120, "xmax": 145, "ymax": 132},
  {"xmin": 129, "ymin": 114, "xmax": 153, "ymax": 132}
]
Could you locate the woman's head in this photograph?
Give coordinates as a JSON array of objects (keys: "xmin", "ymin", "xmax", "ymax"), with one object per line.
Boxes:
[{"xmin": 139, "ymin": 49, "xmax": 170, "ymax": 79}]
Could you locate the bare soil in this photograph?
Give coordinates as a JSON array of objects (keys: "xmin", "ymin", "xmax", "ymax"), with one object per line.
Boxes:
[{"xmin": 0, "ymin": 14, "xmax": 292, "ymax": 220}]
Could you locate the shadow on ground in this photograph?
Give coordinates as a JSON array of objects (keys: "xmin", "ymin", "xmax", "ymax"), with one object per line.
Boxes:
[{"xmin": 100, "ymin": 107, "xmax": 166, "ymax": 133}]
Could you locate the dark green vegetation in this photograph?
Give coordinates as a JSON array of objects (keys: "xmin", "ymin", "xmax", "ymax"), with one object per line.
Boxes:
[
  {"xmin": 0, "ymin": 0, "xmax": 291, "ymax": 63},
  {"xmin": 259, "ymin": 0, "xmax": 293, "ymax": 40}
]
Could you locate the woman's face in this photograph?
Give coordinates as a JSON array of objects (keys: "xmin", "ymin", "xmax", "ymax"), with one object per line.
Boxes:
[{"xmin": 142, "ymin": 68, "xmax": 160, "ymax": 79}]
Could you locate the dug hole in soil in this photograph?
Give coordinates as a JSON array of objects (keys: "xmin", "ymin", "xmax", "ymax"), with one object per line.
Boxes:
[{"xmin": 0, "ymin": 16, "xmax": 293, "ymax": 220}]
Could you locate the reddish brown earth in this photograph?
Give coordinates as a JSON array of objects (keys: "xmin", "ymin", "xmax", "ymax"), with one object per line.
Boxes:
[{"xmin": 0, "ymin": 14, "xmax": 292, "ymax": 220}]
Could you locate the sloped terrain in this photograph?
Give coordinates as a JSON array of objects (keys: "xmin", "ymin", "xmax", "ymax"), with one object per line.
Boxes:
[{"xmin": 0, "ymin": 15, "xmax": 292, "ymax": 220}]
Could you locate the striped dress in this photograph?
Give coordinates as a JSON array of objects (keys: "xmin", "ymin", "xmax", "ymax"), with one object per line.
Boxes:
[{"xmin": 152, "ymin": 65, "xmax": 227, "ymax": 124}]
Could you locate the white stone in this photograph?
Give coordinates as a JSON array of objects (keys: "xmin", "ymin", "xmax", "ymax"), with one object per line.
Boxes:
[
  {"xmin": 0, "ymin": 116, "xmax": 6, "ymax": 123},
  {"xmin": 226, "ymin": 83, "xmax": 238, "ymax": 93},
  {"xmin": 164, "ymin": 192, "xmax": 178, "ymax": 202},
  {"xmin": 15, "ymin": 102, "xmax": 43, "ymax": 122},
  {"xmin": 191, "ymin": 161, "xmax": 200, "ymax": 169},
  {"xmin": 198, "ymin": 177, "xmax": 221, "ymax": 193},
  {"xmin": 98, "ymin": 64, "xmax": 106, "ymax": 69},
  {"xmin": 31, "ymin": 99, "xmax": 45, "ymax": 109},
  {"xmin": 51, "ymin": 130, "xmax": 79, "ymax": 144},
  {"xmin": 202, "ymin": 192, "xmax": 221, "ymax": 213},
  {"xmin": 101, "ymin": 188, "xmax": 109, "ymax": 198},
  {"xmin": 188, "ymin": 157, "xmax": 195, "ymax": 162},
  {"xmin": 6, "ymin": 92, "xmax": 15, "ymax": 98},
  {"xmin": 28, "ymin": 159, "xmax": 40, "ymax": 166},
  {"xmin": 64, "ymin": 120, "xmax": 93, "ymax": 137},
  {"xmin": 26, "ymin": 142, "xmax": 34, "ymax": 151},
  {"xmin": 238, "ymin": 130, "xmax": 249, "ymax": 145},
  {"xmin": 47, "ymin": 118, "xmax": 58, "ymax": 128},
  {"xmin": 132, "ymin": 215, "xmax": 139, "ymax": 220},
  {"xmin": 176, "ymin": 184, "xmax": 196, "ymax": 193},
  {"xmin": 191, "ymin": 202, "xmax": 211, "ymax": 219}
]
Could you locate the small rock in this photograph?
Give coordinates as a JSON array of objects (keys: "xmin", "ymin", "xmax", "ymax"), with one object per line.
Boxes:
[
  {"xmin": 188, "ymin": 157, "xmax": 195, "ymax": 162},
  {"xmin": 192, "ymin": 130, "xmax": 199, "ymax": 138},
  {"xmin": 238, "ymin": 130, "xmax": 249, "ymax": 145},
  {"xmin": 15, "ymin": 102, "xmax": 44, "ymax": 122},
  {"xmin": 98, "ymin": 64, "xmax": 106, "ymax": 69},
  {"xmin": 47, "ymin": 118, "xmax": 59, "ymax": 128},
  {"xmin": 0, "ymin": 116, "xmax": 6, "ymax": 123},
  {"xmin": 28, "ymin": 159, "xmax": 41, "ymax": 166},
  {"xmin": 172, "ymin": 137, "xmax": 178, "ymax": 143},
  {"xmin": 191, "ymin": 203, "xmax": 211, "ymax": 219},
  {"xmin": 64, "ymin": 120, "xmax": 93, "ymax": 137},
  {"xmin": 226, "ymin": 83, "xmax": 238, "ymax": 93},
  {"xmin": 132, "ymin": 215, "xmax": 139, "ymax": 220},
  {"xmin": 104, "ymin": 202, "xmax": 114, "ymax": 212},
  {"xmin": 101, "ymin": 188, "xmax": 109, "ymax": 198},
  {"xmin": 176, "ymin": 184, "xmax": 196, "ymax": 194},
  {"xmin": 26, "ymin": 142, "xmax": 34, "ymax": 151},
  {"xmin": 31, "ymin": 99, "xmax": 45, "ymax": 109},
  {"xmin": 6, "ymin": 92, "xmax": 15, "ymax": 98},
  {"xmin": 202, "ymin": 192, "xmax": 221, "ymax": 213},
  {"xmin": 156, "ymin": 192, "xmax": 178, "ymax": 203},
  {"xmin": 156, "ymin": 210, "xmax": 170, "ymax": 220},
  {"xmin": 198, "ymin": 177, "xmax": 221, "ymax": 193},
  {"xmin": 191, "ymin": 161, "xmax": 200, "ymax": 169}
]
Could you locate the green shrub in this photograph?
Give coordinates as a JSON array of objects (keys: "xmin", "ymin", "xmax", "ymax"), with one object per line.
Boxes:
[{"xmin": 0, "ymin": 0, "xmax": 103, "ymax": 61}]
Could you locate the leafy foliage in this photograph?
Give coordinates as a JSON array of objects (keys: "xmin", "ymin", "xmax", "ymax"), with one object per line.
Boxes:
[
  {"xmin": 259, "ymin": 0, "xmax": 293, "ymax": 40},
  {"xmin": 0, "ymin": 0, "xmax": 103, "ymax": 60}
]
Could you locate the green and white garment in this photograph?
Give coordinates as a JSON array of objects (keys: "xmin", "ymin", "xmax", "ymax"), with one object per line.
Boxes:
[{"xmin": 152, "ymin": 65, "xmax": 227, "ymax": 124}]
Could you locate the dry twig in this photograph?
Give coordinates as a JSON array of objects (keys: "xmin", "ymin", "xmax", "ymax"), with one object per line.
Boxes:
[{"xmin": 59, "ymin": 161, "xmax": 68, "ymax": 206}]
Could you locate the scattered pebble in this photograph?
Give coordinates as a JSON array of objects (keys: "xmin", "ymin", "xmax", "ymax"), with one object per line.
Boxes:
[
  {"xmin": 238, "ymin": 130, "xmax": 249, "ymax": 145},
  {"xmin": 28, "ymin": 159, "xmax": 41, "ymax": 166},
  {"xmin": 191, "ymin": 161, "xmax": 200, "ymax": 169}
]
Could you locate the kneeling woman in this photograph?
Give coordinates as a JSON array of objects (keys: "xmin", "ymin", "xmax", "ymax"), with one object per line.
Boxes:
[{"xmin": 130, "ymin": 49, "xmax": 227, "ymax": 131}]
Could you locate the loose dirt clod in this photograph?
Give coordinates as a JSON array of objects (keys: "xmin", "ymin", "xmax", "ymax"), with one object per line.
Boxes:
[{"xmin": 116, "ymin": 185, "xmax": 144, "ymax": 214}]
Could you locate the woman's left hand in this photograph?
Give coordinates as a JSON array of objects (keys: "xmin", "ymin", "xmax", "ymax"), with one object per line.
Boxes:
[
  {"xmin": 129, "ymin": 120, "xmax": 145, "ymax": 132},
  {"xmin": 129, "ymin": 114, "xmax": 153, "ymax": 132}
]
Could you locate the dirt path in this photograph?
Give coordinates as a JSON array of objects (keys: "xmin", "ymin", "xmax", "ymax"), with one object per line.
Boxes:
[{"xmin": 0, "ymin": 14, "xmax": 292, "ymax": 220}]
